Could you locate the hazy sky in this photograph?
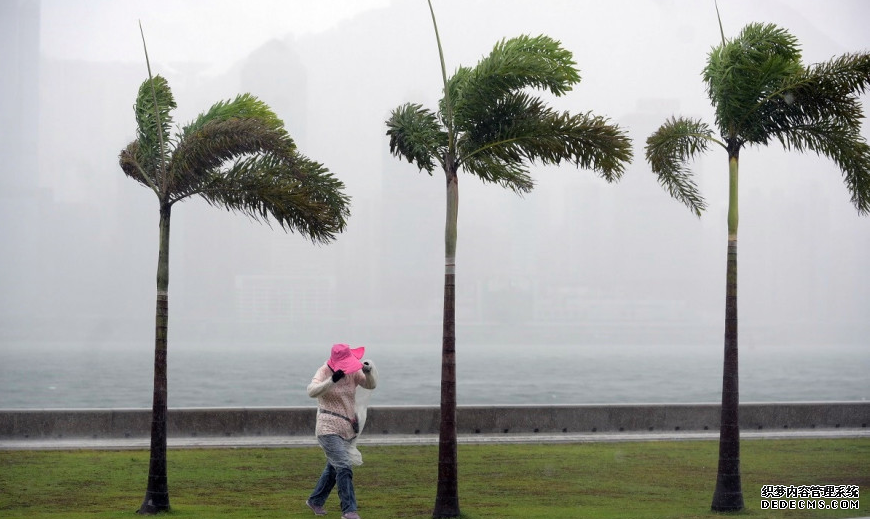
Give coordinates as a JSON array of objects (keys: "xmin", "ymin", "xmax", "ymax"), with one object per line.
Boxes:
[{"xmin": 1, "ymin": 0, "xmax": 868, "ymax": 351}]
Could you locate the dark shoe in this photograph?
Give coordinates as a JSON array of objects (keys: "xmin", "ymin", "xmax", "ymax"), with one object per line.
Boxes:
[{"xmin": 306, "ymin": 499, "xmax": 327, "ymax": 516}]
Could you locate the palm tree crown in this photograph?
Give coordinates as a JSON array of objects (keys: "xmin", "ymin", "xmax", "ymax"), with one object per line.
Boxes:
[
  {"xmin": 120, "ymin": 75, "xmax": 349, "ymax": 239},
  {"xmin": 388, "ymin": 34, "xmax": 632, "ymax": 189},
  {"xmin": 647, "ymin": 22, "xmax": 870, "ymax": 215}
]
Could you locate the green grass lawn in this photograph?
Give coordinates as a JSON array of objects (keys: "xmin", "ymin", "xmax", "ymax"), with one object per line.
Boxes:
[{"xmin": 1, "ymin": 438, "xmax": 867, "ymax": 518}]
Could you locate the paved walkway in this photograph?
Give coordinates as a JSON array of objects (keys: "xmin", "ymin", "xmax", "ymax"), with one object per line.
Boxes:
[{"xmin": 3, "ymin": 427, "xmax": 867, "ymax": 451}]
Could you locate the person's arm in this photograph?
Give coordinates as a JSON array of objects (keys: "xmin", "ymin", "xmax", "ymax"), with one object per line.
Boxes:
[
  {"xmin": 358, "ymin": 360, "xmax": 378, "ymax": 390},
  {"xmin": 307, "ymin": 366, "xmax": 345, "ymax": 397}
]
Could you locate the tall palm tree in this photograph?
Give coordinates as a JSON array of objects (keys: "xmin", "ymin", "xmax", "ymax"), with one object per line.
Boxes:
[
  {"xmin": 645, "ymin": 19, "xmax": 870, "ymax": 512},
  {"xmin": 120, "ymin": 29, "xmax": 350, "ymax": 515},
  {"xmin": 386, "ymin": 3, "xmax": 631, "ymax": 517}
]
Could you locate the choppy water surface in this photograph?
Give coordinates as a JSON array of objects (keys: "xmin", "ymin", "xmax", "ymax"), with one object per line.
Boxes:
[{"xmin": 0, "ymin": 341, "xmax": 866, "ymax": 408}]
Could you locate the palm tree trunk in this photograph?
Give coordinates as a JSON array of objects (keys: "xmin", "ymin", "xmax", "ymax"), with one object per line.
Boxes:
[
  {"xmin": 139, "ymin": 203, "xmax": 171, "ymax": 514},
  {"xmin": 434, "ymin": 160, "xmax": 460, "ymax": 518},
  {"xmin": 712, "ymin": 151, "xmax": 744, "ymax": 512}
]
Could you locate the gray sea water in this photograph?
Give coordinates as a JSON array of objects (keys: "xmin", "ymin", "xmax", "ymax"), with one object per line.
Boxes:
[{"xmin": 0, "ymin": 341, "xmax": 866, "ymax": 409}]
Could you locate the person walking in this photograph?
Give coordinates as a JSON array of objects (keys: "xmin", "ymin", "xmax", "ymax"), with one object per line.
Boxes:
[{"xmin": 306, "ymin": 343, "xmax": 378, "ymax": 519}]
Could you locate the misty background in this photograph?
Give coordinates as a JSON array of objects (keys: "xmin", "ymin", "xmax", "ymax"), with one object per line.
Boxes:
[{"xmin": 1, "ymin": 0, "xmax": 868, "ymax": 407}]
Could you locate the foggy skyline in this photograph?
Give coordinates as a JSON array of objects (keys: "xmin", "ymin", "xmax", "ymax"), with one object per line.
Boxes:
[{"xmin": 1, "ymin": 0, "xmax": 868, "ymax": 350}]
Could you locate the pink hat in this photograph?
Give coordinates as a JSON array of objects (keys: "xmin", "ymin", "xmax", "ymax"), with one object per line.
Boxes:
[{"xmin": 327, "ymin": 343, "xmax": 365, "ymax": 374}]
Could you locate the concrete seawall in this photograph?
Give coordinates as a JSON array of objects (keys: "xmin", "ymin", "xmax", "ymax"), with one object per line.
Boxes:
[{"xmin": 2, "ymin": 402, "xmax": 867, "ymax": 441}]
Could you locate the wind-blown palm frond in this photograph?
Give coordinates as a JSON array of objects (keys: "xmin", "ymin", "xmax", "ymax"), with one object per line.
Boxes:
[
  {"xmin": 134, "ymin": 75, "xmax": 177, "ymax": 169},
  {"xmin": 809, "ymin": 52, "xmax": 870, "ymax": 95},
  {"xmin": 119, "ymin": 140, "xmax": 159, "ymax": 193},
  {"xmin": 169, "ymin": 116, "xmax": 296, "ymax": 195},
  {"xmin": 289, "ymin": 154, "xmax": 353, "ymax": 235},
  {"xmin": 461, "ymin": 154, "xmax": 535, "ymax": 194},
  {"xmin": 180, "ymin": 93, "xmax": 289, "ymax": 138},
  {"xmin": 386, "ymin": 103, "xmax": 448, "ymax": 173},
  {"xmin": 518, "ymin": 110, "xmax": 632, "ymax": 182},
  {"xmin": 134, "ymin": 75, "xmax": 176, "ymax": 177},
  {"xmin": 456, "ymin": 91, "xmax": 546, "ymax": 166},
  {"xmin": 195, "ymin": 154, "xmax": 350, "ymax": 244},
  {"xmin": 477, "ymin": 35, "xmax": 579, "ymax": 94},
  {"xmin": 448, "ymin": 35, "xmax": 580, "ymax": 133},
  {"xmin": 759, "ymin": 53, "xmax": 870, "ymax": 141},
  {"xmin": 754, "ymin": 52, "xmax": 870, "ymax": 214},
  {"xmin": 833, "ymin": 140, "xmax": 870, "ymax": 215},
  {"xmin": 646, "ymin": 117, "xmax": 720, "ymax": 216},
  {"xmin": 460, "ymin": 95, "xmax": 632, "ymax": 186},
  {"xmin": 773, "ymin": 120, "xmax": 870, "ymax": 214}
]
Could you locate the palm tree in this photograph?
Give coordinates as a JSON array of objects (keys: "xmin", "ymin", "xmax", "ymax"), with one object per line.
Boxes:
[
  {"xmin": 645, "ymin": 19, "xmax": 870, "ymax": 512},
  {"xmin": 120, "ymin": 28, "xmax": 350, "ymax": 514},
  {"xmin": 386, "ymin": 3, "xmax": 632, "ymax": 517}
]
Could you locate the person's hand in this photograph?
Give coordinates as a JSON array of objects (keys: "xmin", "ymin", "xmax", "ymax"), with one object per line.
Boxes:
[
  {"xmin": 362, "ymin": 361, "xmax": 372, "ymax": 374},
  {"xmin": 331, "ymin": 369, "xmax": 345, "ymax": 383}
]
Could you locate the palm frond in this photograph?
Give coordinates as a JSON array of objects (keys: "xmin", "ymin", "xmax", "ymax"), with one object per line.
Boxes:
[
  {"xmin": 180, "ymin": 93, "xmax": 288, "ymax": 138},
  {"xmin": 134, "ymin": 75, "xmax": 176, "ymax": 176},
  {"xmin": 733, "ymin": 22, "xmax": 801, "ymax": 61},
  {"xmin": 194, "ymin": 154, "xmax": 350, "ymax": 244},
  {"xmin": 439, "ymin": 66, "xmax": 471, "ymax": 128},
  {"xmin": 471, "ymin": 34, "xmax": 580, "ymax": 96},
  {"xmin": 835, "ymin": 140, "xmax": 870, "ymax": 216},
  {"xmin": 764, "ymin": 52, "xmax": 870, "ymax": 135},
  {"xmin": 461, "ymin": 154, "xmax": 535, "ymax": 195},
  {"xmin": 811, "ymin": 51, "xmax": 870, "ymax": 95},
  {"xmin": 449, "ymin": 35, "xmax": 580, "ymax": 131},
  {"xmin": 119, "ymin": 140, "xmax": 159, "ymax": 193},
  {"xmin": 456, "ymin": 90, "xmax": 543, "ymax": 163},
  {"xmin": 386, "ymin": 103, "xmax": 448, "ymax": 173},
  {"xmin": 525, "ymin": 110, "xmax": 633, "ymax": 183},
  {"xmin": 645, "ymin": 117, "xmax": 720, "ymax": 216},
  {"xmin": 776, "ymin": 52, "xmax": 870, "ymax": 107},
  {"xmin": 751, "ymin": 51, "xmax": 870, "ymax": 214},
  {"xmin": 757, "ymin": 83, "xmax": 865, "ymax": 146},
  {"xmin": 771, "ymin": 120, "xmax": 870, "ymax": 215},
  {"xmin": 169, "ymin": 115, "xmax": 296, "ymax": 196},
  {"xmin": 459, "ymin": 93, "xmax": 632, "ymax": 184}
]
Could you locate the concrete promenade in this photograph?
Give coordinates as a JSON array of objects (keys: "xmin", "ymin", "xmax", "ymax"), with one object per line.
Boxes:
[{"xmin": 2, "ymin": 402, "xmax": 868, "ymax": 450}]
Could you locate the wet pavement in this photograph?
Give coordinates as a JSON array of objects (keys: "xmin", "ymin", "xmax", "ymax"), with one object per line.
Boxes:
[{"xmin": 2, "ymin": 427, "xmax": 867, "ymax": 451}]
